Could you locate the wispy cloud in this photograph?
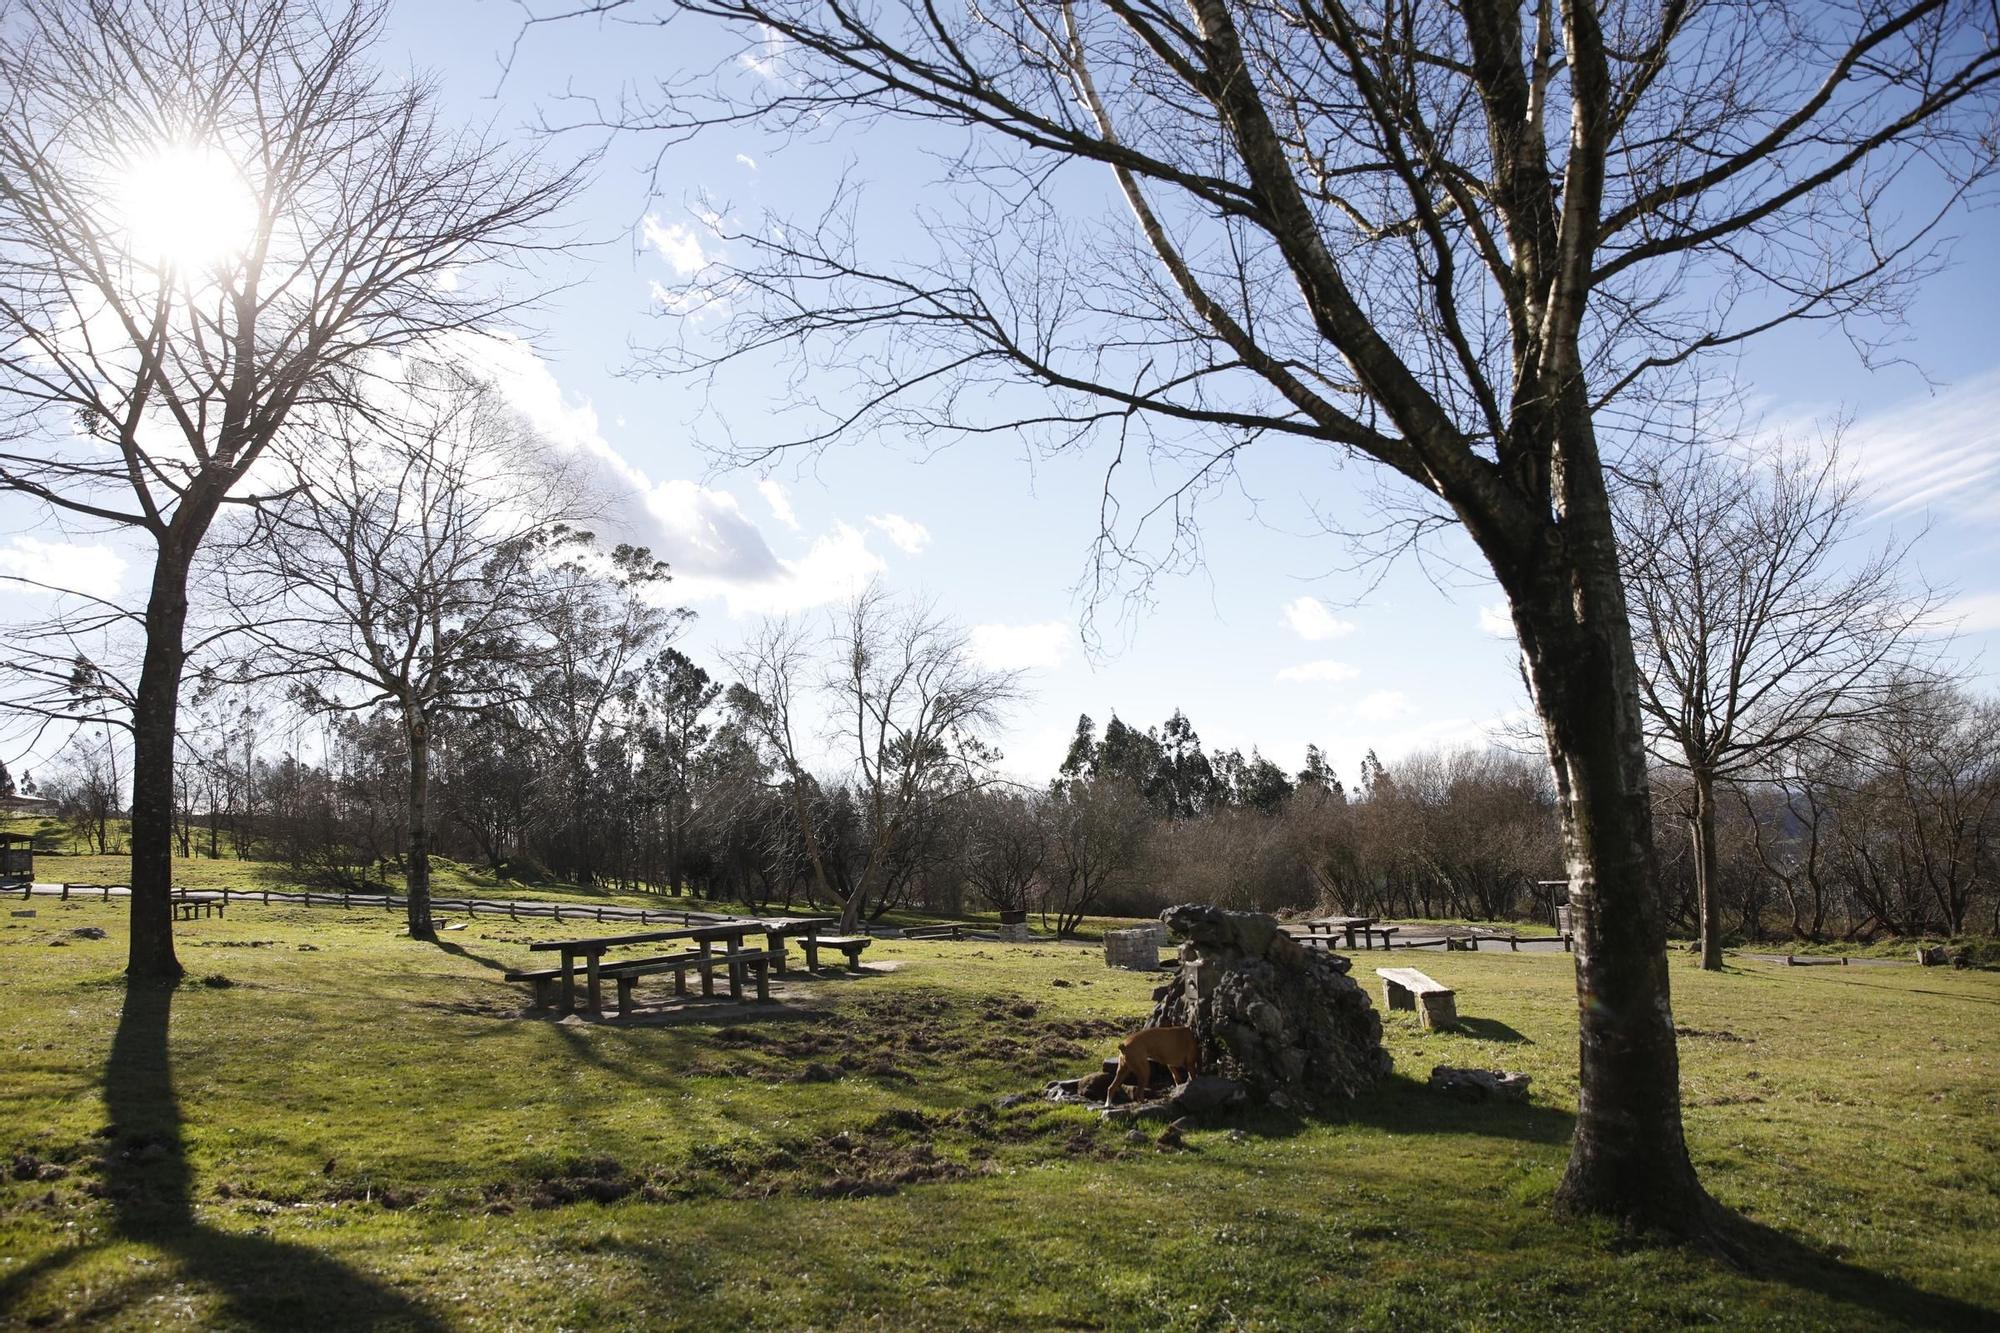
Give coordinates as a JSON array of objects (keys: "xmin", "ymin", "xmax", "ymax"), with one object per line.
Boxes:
[
  {"xmin": 867, "ymin": 513, "xmax": 931, "ymax": 554},
  {"xmin": 1282, "ymin": 596, "xmax": 1354, "ymax": 642},
  {"xmin": 1276, "ymin": 659, "xmax": 1360, "ymax": 684},
  {"xmin": 971, "ymin": 621, "xmax": 1072, "ymax": 671},
  {"xmin": 737, "ymin": 22, "xmax": 792, "ymax": 83},
  {"xmin": 735, "ymin": 153, "xmax": 759, "ymax": 171},
  {"xmin": 1844, "ymin": 369, "xmax": 2000, "ymax": 524},
  {"xmin": 641, "ymin": 214, "xmax": 712, "ymax": 276},
  {"xmin": 757, "ymin": 478, "xmax": 800, "ymax": 530},
  {"xmin": 1478, "ymin": 601, "xmax": 1515, "ymax": 637}
]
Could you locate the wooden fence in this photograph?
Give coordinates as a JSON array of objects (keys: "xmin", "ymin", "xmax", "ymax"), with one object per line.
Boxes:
[{"xmin": 23, "ymin": 881, "xmax": 734, "ymax": 928}]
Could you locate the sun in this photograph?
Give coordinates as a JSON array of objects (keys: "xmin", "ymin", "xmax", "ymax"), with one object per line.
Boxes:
[{"xmin": 115, "ymin": 143, "xmax": 260, "ymax": 274}]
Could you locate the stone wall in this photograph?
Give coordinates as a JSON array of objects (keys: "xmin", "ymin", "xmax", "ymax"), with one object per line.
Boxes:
[{"xmin": 1104, "ymin": 925, "xmax": 1166, "ymax": 970}]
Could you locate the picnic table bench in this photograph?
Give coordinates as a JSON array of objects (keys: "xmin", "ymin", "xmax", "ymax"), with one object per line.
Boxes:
[
  {"xmin": 603, "ymin": 948, "xmax": 779, "ymax": 1016},
  {"xmin": 1376, "ymin": 966, "xmax": 1458, "ymax": 1030},
  {"xmin": 902, "ymin": 923, "xmax": 964, "ymax": 941},
  {"xmin": 800, "ymin": 934, "xmax": 872, "ymax": 973}
]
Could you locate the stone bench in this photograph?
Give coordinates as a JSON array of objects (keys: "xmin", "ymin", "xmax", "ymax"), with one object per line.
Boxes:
[
  {"xmin": 801, "ymin": 935, "xmax": 871, "ymax": 972},
  {"xmin": 1376, "ymin": 966, "xmax": 1457, "ymax": 1031}
]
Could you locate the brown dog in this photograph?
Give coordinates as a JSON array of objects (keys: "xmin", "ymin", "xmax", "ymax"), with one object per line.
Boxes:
[{"xmin": 1104, "ymin": 1024, "xmax": 1200, "ymax": 1105}]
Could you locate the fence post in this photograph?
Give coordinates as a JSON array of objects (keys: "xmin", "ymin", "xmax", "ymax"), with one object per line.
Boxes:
[{"xmin": 60, "ymin": 883, "xmax": 69, "ymax": 901}]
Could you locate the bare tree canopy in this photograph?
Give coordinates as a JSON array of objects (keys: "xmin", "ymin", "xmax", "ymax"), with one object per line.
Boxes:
[
  {"xmin": 727, "ymin": 582, "xmax": 1023, "ymax": 931},
  {"xmin": 544, "ymin": 0, "xmax": 2000, "ymax": 1234},
  {"xmin": 1620, "ymin": 433, "xmax": 1942, "ymax": 968},
  {"xmin": 0, "ymin": 0, "xmax": 585, "ymax": 979},
  {"xmin": 219, "ymin": 369, "xmax": 597, "ymax": 939}
]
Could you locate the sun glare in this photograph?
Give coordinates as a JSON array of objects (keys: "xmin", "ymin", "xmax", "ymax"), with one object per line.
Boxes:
[{"xmin": 116, "ymin": 143, "xmax": 259, "ymax": 273}]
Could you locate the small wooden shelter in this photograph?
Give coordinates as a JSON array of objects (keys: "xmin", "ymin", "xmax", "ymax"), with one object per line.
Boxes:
[{"xmin": 0, "ymin": 832, "xmax": 32, "ymax": 888}]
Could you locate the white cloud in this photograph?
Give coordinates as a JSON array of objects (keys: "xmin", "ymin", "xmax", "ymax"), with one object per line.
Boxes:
[
  {"xmin": 641, "ymin": 214, "xmax": 712, "ymax": 276},
  {"xmin": 1478, "ymin": 601, "xmax": 1515, "ymax": 637},
  {"xmin": 758, "ymin": 478, "xmax": 801, "ymax": 530},
  {"xmin": 970, "ymin": 621, "xmax": 1072, "ymax": 671},
  {"xmin": 1275, "ymin": 659, "xmax": 1360, "ymax": 684},
  {"xmin": 1282, "ymin": 596, "xmax": 1354, "ymax": 642},
  {"xmin": 1352, "ymin": 690, "xmax": 1416, "ymax": 723},
  {"xmin": 735, "ymin": 153, "xmax": 759, "ymax": 171},
  {"xmin": 435, "ymin": 332, "xmax": 904, "ymax": 618},
  {"xmin": 737, "ymin": 22, "xmax": 792, "ymax": 83},
  {"xmin": 675, "ymin": 521, "xmax": 887, "ymax": 617},
  {"xmin": 0, "ymin": 537, "xmax": 126, "ymax": 600},
  {"xmin": 1940, "ymin": 590, "xmax": 2000, "ymax": 633},
  {"xmin": 867, "ymin": 513, "xmax": 931, "ymax": 554}
]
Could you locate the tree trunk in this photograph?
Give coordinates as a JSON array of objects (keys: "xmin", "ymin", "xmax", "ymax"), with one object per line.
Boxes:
[
  {"xmin": 1496, "ymin": 476, "xmax": 1712, "ymax": 1237},
  {"xmin": 1691, "ymin": 770, "xmax": 1724, "ymax": 970},
  {"xmin": 127, "ymin": 550, "xmax": 191, "ymax": 983},
  {"xmin": 404, "ymin": 717, "xmax": 435, "ymax": 941}
]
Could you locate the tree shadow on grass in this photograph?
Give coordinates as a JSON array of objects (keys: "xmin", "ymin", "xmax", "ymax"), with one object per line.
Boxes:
[
  {"xmin": 1714, "ymin": 1208, "xmax": 1995, "ymax": 1330},
  {"xmin": 0, "ymin": 982, "xmax": 445, "ymax": 1331},
  {"xmin": 431, "ymin": 938, "xmax": 513, "ymax": 974}
]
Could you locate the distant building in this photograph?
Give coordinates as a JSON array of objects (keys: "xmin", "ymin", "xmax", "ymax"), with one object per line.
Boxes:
[{"xmin": 0, "ymin": 795, "xmax": 56, "ymax": 817}]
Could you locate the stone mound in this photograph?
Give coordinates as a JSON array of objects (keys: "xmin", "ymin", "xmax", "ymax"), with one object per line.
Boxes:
[{"xmin": 1146, "ymin": 904, "xmax": 1390, "ymax": 1107}]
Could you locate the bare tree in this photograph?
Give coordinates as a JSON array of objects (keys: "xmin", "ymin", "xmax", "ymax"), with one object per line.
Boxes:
[
  {"xmin": 0, "ymin": 0, "xmax": 583, "ymax": 979},
  {"xmin": 963, "ymin": 790, "xmax": 1048, "ymax": 915},
  {"xmin": 1043, "ymin": 776, "xmax": 1152, "ymax": 937},
  {"xmin": 223, "ymin": 371, "xmax": 593, "ymax": 939},
  {"xmin": 551, "ymin": 0, "xmax": 2000, "ymax": 1232},
  {"xmin": 1620, "ymin": 437, "xmax": 1939, "ymax": 968},
  {"xmin": 728, "ymin": 585, "xmax": 1023, "ymax": 931}
]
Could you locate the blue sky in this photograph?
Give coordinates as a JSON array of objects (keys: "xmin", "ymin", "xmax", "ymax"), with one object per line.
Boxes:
[{"xmin": 5, "ymin": 0, "xmax": 1997, "ymax": 785}]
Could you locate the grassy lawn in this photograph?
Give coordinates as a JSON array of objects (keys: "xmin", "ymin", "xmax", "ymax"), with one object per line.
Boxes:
[{"xmin": 1, "ymin": 899, "xmax": 1996, "ymax": 1330}]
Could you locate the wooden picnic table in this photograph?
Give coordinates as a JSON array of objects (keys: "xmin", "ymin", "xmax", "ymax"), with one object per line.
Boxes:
[
  {"xmin": 1306, "ymin": 916, "xmax": 1379, "ymax": 949},
  {"xmin": 531, "ymin": 921, "xmax": 766, "ymax": 1013}
]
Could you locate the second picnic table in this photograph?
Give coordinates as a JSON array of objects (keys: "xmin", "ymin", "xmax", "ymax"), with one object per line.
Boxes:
[{"xmin": 1305, "ymin": 915, "xmax": 1380, "ymax": 949}]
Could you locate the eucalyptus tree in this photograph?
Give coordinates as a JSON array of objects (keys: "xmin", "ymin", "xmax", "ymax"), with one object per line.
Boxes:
[
  {"xmin": 0, "ymin": 0, "xmax": 583, "ymax": 979},
  {"xmin": 567, "ymin": 0, "xmax": 2000, "ymax": 1231}
]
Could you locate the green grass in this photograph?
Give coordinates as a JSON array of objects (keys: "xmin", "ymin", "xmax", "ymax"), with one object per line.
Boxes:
[{"xmin": 1, "ymin": 898, "xmax": 1996, "ymax": 1330}]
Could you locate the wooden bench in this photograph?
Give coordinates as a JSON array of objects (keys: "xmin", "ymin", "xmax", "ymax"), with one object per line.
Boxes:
[
  {"xmin": 603, "ymin": 949, "xmax": 777, "ymax": 1015},
  {"xmin": 1376, "ymin": 967, "xmax": 1458, "ymax": 1030},
  {"xmin": 800, "ymin": 935, "xmax": 872, "ymax": 972},
  {"xmin": 172, "ymin": 894, "xmax": 224, "ymax": 921},
  {"xmin": 504, "ymin": 965, "xmax": 570, "ymax": 1009},
  {"xmin": 902, "ymin": 923, "xmax": 963, "ymax": 941}
]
